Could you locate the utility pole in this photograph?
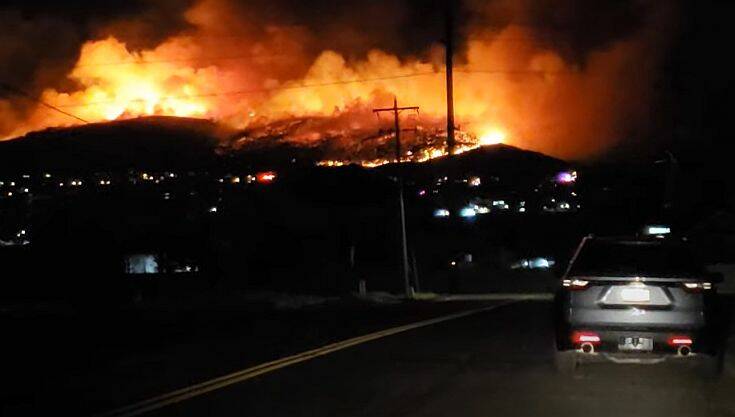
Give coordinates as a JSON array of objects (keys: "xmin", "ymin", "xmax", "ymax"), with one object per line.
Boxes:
[
  {"xmin": 373, "ymin": 98, "xmax": 419, "ymax": 298},
  {"xmin": 444, "ymin": 1, "xmax": 456, "ymax": 155},
  {"xmin": 373, "ymin": 98, "xmax": 419, "ymax": 163}
]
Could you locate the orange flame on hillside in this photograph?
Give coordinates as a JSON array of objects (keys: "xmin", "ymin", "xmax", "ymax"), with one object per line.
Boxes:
[{"xmin": 0, "ymin": 0, "xmax": 667, "ymax": 161}]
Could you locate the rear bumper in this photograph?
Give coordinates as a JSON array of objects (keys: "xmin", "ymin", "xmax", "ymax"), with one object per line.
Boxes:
[
  {"xmin": 557, "ymin": 328, "xmax": 717, "ymax": 355},
  {"xmin": 572, "ymin": 350, "xmax": 709, "ymax": 365}
]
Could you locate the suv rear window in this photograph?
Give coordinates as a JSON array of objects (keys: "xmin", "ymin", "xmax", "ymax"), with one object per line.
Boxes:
[{"xmin": 568, "ymin": 240, "xmax": 705, "ymax": 278}]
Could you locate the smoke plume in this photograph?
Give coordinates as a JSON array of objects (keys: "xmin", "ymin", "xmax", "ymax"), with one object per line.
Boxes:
[{"xmin": 0, "ymin": 0, "xmax": 677, "ymax": 160}]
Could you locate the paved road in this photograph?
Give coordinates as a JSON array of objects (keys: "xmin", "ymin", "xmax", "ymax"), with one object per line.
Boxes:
[
  {"xmin": 139, "ymin": 300, "xmax": 735, "ymax": 417},
  {"xmin": 3, "ymin": 298, "xmax": 499, "ymax": 417}
]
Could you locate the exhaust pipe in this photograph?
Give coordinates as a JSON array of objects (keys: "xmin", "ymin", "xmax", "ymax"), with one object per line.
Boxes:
[
  {"xmin": 581, "ymin": 343, "xmax": 595, "ymax": 354},
  {"xmin": 677, "ymin": 345, "xmax": 691, "ymax": 357}
]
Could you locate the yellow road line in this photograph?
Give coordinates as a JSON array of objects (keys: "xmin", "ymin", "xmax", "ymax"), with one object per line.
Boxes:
[{"xmin": 94, "ymin": 301, "xmax": 517, "ymax": 417}]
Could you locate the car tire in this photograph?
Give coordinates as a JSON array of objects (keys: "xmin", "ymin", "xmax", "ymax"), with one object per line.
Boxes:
[{"xmin": 554, "ymin": 349, "xmax": 578, "ymax": 375}]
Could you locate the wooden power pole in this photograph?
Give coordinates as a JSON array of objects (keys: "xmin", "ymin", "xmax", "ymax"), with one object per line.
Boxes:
[
  {"xmin": 373, "ymin": 98, "xmax": 419, "ymax": 298},
  {"xmin": 445, "ymin": 1, "xmax": 456, "ymax": 155},
  {"xmin": 373, "ymin": 98, "xmax": 420, "ymax": 163}
]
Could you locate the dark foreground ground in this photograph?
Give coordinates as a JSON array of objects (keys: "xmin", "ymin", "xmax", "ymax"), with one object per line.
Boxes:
[
  {"xmin": 1, "ymin": 295, "xmax": 492, "ymax": 416},
  {"xmin": 4, "ymin": 295, "xmax": 735, "ymax": 417},
  {"xmin": 146, "ymin": 300, "xmax": 735, "ymax": 417}
]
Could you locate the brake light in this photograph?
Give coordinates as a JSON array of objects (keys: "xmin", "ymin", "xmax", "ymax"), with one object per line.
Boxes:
[
  {"xmin": 562, "ymin": 278, "xmax": 589, "ymax": 290},
  {"xmin": 571, "ymin": 331, "xmax": 601, "ymax": 345},
  {"xmin": 682, "ymin": 282, "xmax": 712, "ymax": 293},
  {"xmin": 667, "ymin": 336, "xmax": 693, "ymax": 346}
]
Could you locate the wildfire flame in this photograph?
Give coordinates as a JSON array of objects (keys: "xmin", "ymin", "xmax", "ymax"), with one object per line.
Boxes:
[
  {"xmin": 478, "ymin": 129, "xmax": 506, "ymax": 146},
  {"xmin": 1, "ymin": 0, "xmax": 665, "ymax": 161},
  {"xmin": 316, "ymin": 135, "xmax": 482, "ymax": 168},
  {"xmin": 35, "ymin": 37, "xmax": 222, "ymax": 123}
]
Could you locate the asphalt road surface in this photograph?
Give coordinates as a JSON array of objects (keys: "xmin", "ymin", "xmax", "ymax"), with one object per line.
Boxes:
[{"xmin": 133, "ymin": 300, "xmax": 735, "ymax": 417}]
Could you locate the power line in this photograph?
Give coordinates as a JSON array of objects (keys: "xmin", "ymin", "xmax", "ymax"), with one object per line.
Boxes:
[
  {"xmin": 8, "ymin": 67, "xmax": 582, "ymax": 115},
  {"xmin": 72, "ymin": 39, "xmax": 554, "ymax": 67},
  {"xmin": 40, "ymin": 37, "xmax": 547, "ymax": 68},
  {"xmin": 0, "ymin": 83, "xmax": 89, "ymax": 123},
  {"xmin": 73, "ymin": 52, "xmax": 293, "ymax": 68},
  {"xmin": 53, "ymin": 69, "xmax": 580, "ymax": 109},
  {"xmin": 456, "ymin": 69, "xmax": 577, "ymax": 75},
  {"xmin": 53, "ymin": 71, "xmax": 441, "ymax": 108}
]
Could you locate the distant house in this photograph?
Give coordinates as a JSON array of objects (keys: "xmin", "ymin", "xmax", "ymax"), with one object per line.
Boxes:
[
  {"xmin": 123, "ymin": 253, "xmax": 201, "ymax": 275},
  {"xmin": 124, "ymin": 254, "xmax": 160, "ymax": 274}
]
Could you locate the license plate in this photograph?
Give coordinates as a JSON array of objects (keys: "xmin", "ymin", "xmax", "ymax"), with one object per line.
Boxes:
[
  {"xmin": 620, "ymin": 288, "xmax": 650, "ymax": 303},
  {"xmin": 619, "ymin": 336, "xmax": 653, "ymax": 351}
]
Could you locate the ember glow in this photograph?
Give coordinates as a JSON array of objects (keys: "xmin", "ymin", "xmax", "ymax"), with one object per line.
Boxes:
[
  {"xmin": 256, "ymin": 171, "xmax": 277, "ymax": 183},
  {"xmin": 0, "ymin": 0, "xmax": 671, "ymax": 161},
  {"xmin": 478, "ymin": 128, "xmax": 506, "ymax": 146}
]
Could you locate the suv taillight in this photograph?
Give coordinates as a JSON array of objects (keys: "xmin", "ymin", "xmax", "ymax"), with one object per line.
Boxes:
[
  {"xmin": 681, "ymin": 282, "xmax": 713, "ymax": 293},
  {"xmin": 562, "ymin": 278, "xmax": 589, "ymax": 290},
  {"xmin": 571, "ymin": 331, "xmax": 601, "ymax": 345},
  {"xmin": 667, "ymin": 335, "xmax": 693, "ymax": 346}
]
